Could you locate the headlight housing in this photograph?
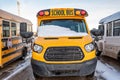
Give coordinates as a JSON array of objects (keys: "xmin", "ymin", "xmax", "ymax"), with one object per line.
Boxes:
[
  {"xmin": 85, "ymin": 43, "xmax": 95, "ymax": 52},
  {"xmin": 33, "ymin": 44, "xmax": 43, "ymax": 53}
]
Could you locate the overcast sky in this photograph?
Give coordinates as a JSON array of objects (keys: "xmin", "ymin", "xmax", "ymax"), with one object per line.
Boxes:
[{"xmin": 0, "ymin": 0, "xmax": 120, "ymax": 31}]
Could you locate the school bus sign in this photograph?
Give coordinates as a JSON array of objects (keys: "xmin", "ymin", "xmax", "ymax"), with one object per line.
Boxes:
[{"xmin": 50, "ymin": 8, "xmax": 74, "ymax": 16}]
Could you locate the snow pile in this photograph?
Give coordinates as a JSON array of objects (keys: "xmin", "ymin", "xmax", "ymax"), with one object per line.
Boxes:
[
  {"xmin": 37, "ymin": 25, "xmax": 88, "ymax": 37},
  {"xmin": 96, "ymin": 61, "xmax": 120, "ymax": 80}
]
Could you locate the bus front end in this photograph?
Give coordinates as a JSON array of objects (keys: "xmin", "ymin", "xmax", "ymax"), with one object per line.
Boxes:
[{"xmin": 31, "ymin": 8, "xmax": 97, "ymax": 77}]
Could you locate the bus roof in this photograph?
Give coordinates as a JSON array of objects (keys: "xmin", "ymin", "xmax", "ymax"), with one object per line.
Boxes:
[
  {"xmin": 0, "ymin": 9, "xmax": 32, "ymax": 25},
  {"xmin": 99, "ymin": 11, "xmax": 120, "ymax": 24}
]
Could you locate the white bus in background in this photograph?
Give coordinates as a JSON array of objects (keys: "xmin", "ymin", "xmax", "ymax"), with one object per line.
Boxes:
[{"xmin": 95, "ymin": 11, "xmax": 120, "ymax": 60}]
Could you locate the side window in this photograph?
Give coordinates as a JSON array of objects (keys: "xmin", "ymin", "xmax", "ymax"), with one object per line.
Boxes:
[
  {"xmin": 113, "ymin": 20, "xmax": 120, "ymax": 36},
  {"xmin": 2, "ymin": 21, "xmax": 10, "ymax": 37},
  {"xmin": 17, "ymin": 23, "xmax": 20, "ymax": 35},
  {"xmin": 11, "ymin": 22, "xmax": 16, "ymax": 36},
  {"xmin": 27, "ymin": 25, "xmax": 32, "ymax": 32},
  {"xmin": 77, "ymin": 21, "xmax": 87, "ymax": 32},
  {"xmin": 106, "ymin": 22, "xmax": 112, "ymax": 36}
]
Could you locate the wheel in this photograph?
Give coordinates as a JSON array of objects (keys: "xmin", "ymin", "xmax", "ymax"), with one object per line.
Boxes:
[
  {"xmin": 21, "ymin": 47, "xmax": 28, "ymax": 60},
  {"xmin": 33, "ymin": 73, "xmax": 43, "ymax": 80},
  {"xmin": 95, "ymin": 43, "xmax": 102, "ymax": 56},
  {"xmin": 96, "ymin": 50, "xmax": 102, "ymax": 56},
  {"xmin": 86, "ymin": 72, "xmax": 95, "ymax": 80},
  {"xmin": 117, "ymin": 52, "xmax": 120, "ymax": 62}
]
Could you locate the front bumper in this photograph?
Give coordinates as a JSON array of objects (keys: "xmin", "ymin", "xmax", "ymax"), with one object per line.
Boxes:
[{"xmin": 31, "ymin": 58, "xmax": 97, "ymax": 77}]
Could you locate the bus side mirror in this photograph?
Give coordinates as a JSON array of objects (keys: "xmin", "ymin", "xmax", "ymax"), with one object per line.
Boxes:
[
  {"xmin": 20, "ymin": 22, "xmax": 33, "ymax": 38},
  {"xmin": 91, "ymin": 29, "xmax": 102, "ymax": 36},
  {"xmin": 20, "ymin": 32, "xmax": 33, "ymax": 38}
]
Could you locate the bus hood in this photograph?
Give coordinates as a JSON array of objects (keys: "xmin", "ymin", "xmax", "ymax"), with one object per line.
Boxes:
[{"xmin": 35, "ymin": 35, "xmax": 93, "ymax": 47}]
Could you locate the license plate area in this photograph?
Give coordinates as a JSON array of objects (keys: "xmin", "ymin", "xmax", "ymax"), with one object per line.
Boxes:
[{"xmin": 47, "ymin": 64, "xmax": 81, "ymax": 71}]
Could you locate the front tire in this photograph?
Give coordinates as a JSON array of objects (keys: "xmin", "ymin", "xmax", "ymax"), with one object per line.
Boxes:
[
  {"xmin": 95, "ymin": 43, "xmax": 102, "ymax": 56},
  {"xmin": 96, "ymin": 50, "xmax": 102, "ymax": 56},
  {"xmin": 21, "ymin": 47, "xmax": 28, "ymax": 60},
  {"xmin": 86, "ymin": 72, "xmax": 94, "ymax": 80},
  {"xmin": 117, "ymin": 52, "xmax": 120, "ymax": 62},
  {"xmin": 33, "ymin": 73, "xmax": 43, "ymax": 80}
]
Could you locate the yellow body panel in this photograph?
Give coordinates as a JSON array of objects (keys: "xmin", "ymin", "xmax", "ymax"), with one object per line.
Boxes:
[
  {"xmin": 2, "ymin": 51, "xmax": 22, "ymax": 64},
  {"xmin": 0, "ymin": 23, "xmax": 2, "ymax": 66},
  {"xmin": 12, "ymin": 39, "xmax": 22, "ymax": 45},
  {"xmin": 2, "ymin": 46, "xmax": 23, "ymax": 57}
]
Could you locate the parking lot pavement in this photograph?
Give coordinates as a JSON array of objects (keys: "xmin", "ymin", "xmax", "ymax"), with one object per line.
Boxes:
[
  {"xmin": 0, "ymin": 58, "xmax": 35, "ymax": 80},
  {"xmin": 6, "ymin": 65, "xmax": 35, "ymax": 80}
]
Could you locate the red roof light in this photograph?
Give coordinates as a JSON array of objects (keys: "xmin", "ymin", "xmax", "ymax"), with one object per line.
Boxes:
[
  {"xmin": 39, "ymin": 11, "xmax": 44, "ymax": 16},
  {"xmin": 80, "ymin": 10, "xmax": 86, "ymax": 15}
]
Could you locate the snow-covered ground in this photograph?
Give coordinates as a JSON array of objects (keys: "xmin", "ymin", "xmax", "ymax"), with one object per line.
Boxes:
[
  {"xmin": 96, "ymin": 60, "xmax": 120, "ymax": 80},
  {"xmin": 3, "ymin": 60, "xmax": 30, "ymax": 80}
]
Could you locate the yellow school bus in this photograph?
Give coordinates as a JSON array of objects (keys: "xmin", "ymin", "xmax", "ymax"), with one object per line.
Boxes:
[
  {"xmin": 0, "ymin": 9, "xmax": 32, "ymax": 67},
  {"xmin": 32, "ymin": 8, "xmax": 97, "ymax": 77}
]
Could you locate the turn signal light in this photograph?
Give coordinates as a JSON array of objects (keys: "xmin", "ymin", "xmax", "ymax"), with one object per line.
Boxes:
[
  {"xmin": 45, "ymin": 11, "xmax": 49, "ymax": 16},
  {"xmin": 76, "ymin": 11, "xmax": 80, "ymax": 15}
]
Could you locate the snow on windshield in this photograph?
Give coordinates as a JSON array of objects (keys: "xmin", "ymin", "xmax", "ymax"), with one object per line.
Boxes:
[{"xmin": 37, "ymin": 25, "xmax": 88, "ymax": 37}]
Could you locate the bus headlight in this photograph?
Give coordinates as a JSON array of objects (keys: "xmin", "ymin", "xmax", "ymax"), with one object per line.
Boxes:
[
  {"xmin": 33, "ymin": 44, "xmax": 43, "ymax": 53},
  {"xmin": 85, "ymin": 43, "xmax": 95, "ymax": 52}
]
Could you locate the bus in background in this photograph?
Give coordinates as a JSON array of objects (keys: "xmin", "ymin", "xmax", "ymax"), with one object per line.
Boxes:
[
  {"xmin": 32, "ymin": 8, "xmax": 97, "ymax": 77},
  {"xmin": 0, "ymin": 9, "xmax": 32, "ymax": 67},
  {"xmin": 93, "ymin": 11, "xmax": 120, "ymax": 60}
]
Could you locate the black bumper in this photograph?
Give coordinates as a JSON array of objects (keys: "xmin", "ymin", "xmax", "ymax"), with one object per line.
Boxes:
[{"xmin": 31, "ymin": 58, "xmax": 97, "ymax": 77}]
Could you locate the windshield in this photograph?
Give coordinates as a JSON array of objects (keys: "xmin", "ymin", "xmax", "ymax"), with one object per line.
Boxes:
[
  {"xmin": 40, "ymin": 19, "xmax": 87, "ymax": 33},
  {"xmin": 38, "ymin": 19, "xmax": 88, "ymax": 37}
]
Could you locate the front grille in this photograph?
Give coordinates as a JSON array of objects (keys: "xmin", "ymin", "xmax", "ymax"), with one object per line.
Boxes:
[{"xmin": 44, "ymin": 47, "xmax": 84, "ymax": 61}]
